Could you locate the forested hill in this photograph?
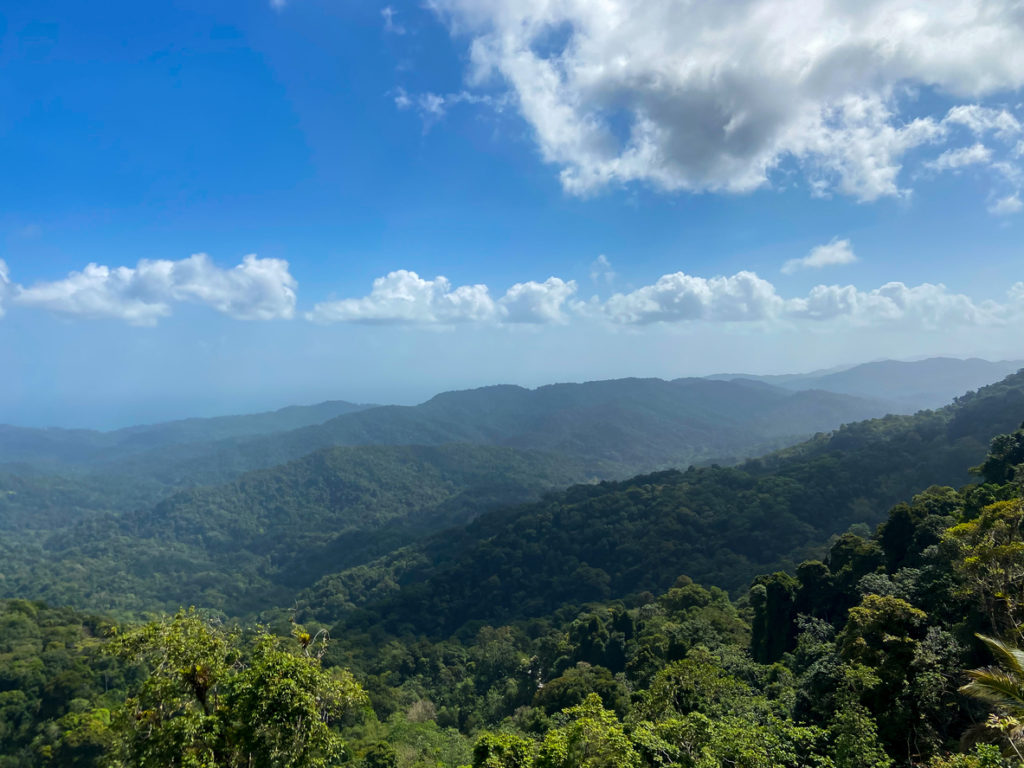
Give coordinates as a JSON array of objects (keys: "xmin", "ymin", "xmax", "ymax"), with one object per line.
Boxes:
[
  {"xmin": 0, "ymin": 444, "xmax": 602, "ymax": 616},
  {"xmin": 712, "ymin": 355, "xmax": 1024, "ymax": 409},
  {"xmin": 0, "ymin": 399, "xmax": 374, "ymax": 469},
  {"xmin": 79, "ymin": 377, "xmax": 891, "ymax": 490},
  {"xmin": 300, "ymin": 369, "xmax": 1024, "ymax": 637}
]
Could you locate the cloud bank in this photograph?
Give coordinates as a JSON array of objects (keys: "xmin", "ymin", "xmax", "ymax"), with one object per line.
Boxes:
[
  {"xmin": 307, "ymin": 270, "xmax": 578, "ymax": 325},
  {"xmin": 424, "ymin": 0, "xmax": 1024, "ymax": 204},
  {"xmin": 3, "ymin": 252, "xmax": 1020, "ymax": 334},
  {"xmin": 311, "ymin": 266, "xmax": 1024, "ymax": 332},
  {"xmin": 12, "ymin": 254, "xmax": 297, "ymax": 325}
]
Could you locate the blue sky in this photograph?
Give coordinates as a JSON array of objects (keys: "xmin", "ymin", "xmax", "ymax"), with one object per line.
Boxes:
[{"xmin": 2, "ymin": 0, "xmax": 1023, "ymax": 427}]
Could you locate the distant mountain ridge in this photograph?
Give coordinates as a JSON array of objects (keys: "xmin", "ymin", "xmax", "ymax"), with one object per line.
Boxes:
[
  {"xmin": 298, "ymin": 368, "xmax": 1024, "ymax": 637},
  {"xmin": 0, "ymin": 400, "xmax": 375, "ymax": 469},
  {"xmin": 84, "ymin": 377, "xmax": 892, "ymax": 490},
  {"xmin": 709, "ymin": 356, "xmax": 1024, "ymax": 409}
]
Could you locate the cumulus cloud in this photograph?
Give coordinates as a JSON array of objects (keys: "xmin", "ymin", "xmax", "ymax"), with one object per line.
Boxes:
[
  {"xmin": 307, "ymin": 270, "xmax": 498, "ymax": 324},
  {"xmin": 604, "ymin": 270, "xmax": 1018, "ymax": 330},
  {"xmin": 499, "ymin": 277, "xmax": 577, "ymax": 323},
  {"xmin": 308, "ymin": 271, "xmax": 581, "ymax": 325},
  {"xmin": 604, "ymin": 271, "xmax": 785, "ymax": 324},
  {"xmin": 789, "ymin": 281, "xmax": 1005, "ymax": 328},
  {"xmin": 782, "ymin": 238, "xmax": 857, "ymax": 274},
  {"xmin": 428, "ymin": 0, "xmax": 1024, "ymax": 201},
  {"xmin": 13, "ymin": 254, "xmax": 297, "ymax": 325},
  {"xmin": 306, "ymin": 264, "xmax": 1023, "ymax": 332}
]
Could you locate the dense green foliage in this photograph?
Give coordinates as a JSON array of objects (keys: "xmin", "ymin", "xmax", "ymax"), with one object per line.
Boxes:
[
  {"xmin": 297, "ymin": 371, "xmax": 1024, "ymax": 636},
  {"xmin": 3, "ymin": 369, "xmax": 1024, "ymax": 767},
  {"xmin": 2, "ymin": 378, "xmax": 891, "ymax": 496},
  {"xmin": 5, "ymin": 439, "xmax": 1024, "ymax": 766},
  {"xmin": 0, "ymin": 600, "xmax": 126, "ymax": 767},
  {"xmin": 0, "ymin": 444, "xmax": 600, "ymax": 616}
]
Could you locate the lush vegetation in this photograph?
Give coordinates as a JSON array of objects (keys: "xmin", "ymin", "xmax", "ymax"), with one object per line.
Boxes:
[
  {"xmin": 0, "ymin": 444, "xmax": 601, "ymax": 616},
  {"xmin": 3, "ymin": 429, "xmax": 1024, "ymax": 766},
  {"xmin": 3, "ymin": 369, "xmax": 1024, "ymax": 766},
  {"xmin": 1, "ymin": 377, "xmax": 891, "ymax": 496},
  {"xmin": 297, "ymin": 371, "xmax": 1024, "ymax": 635}
]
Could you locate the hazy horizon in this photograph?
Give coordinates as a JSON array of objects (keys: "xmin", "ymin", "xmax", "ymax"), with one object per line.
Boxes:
[{"xmin": 4, "ymin": 353, "xmax": 1021, "ymax": 431}]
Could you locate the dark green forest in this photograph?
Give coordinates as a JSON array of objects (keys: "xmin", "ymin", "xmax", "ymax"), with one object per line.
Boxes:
[{"xmin": 2, "ymin": 369, "xmax": 1024, "ymax": 766}]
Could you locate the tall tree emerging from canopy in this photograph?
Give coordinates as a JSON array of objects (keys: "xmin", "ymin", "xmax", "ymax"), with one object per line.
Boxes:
[{"xmin": 106, "ymin": 609, "xmax": 367, "ymax": 768}]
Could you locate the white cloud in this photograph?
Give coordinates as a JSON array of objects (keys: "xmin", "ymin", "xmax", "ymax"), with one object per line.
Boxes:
[
  {"xmin": 789, "ymin": 281, "xmax": 1005, "ymax": 328},
  {"xmin": 925, "ymin": 143, "xmax": 993, "ymax": 172},
  {"xmin": 429, "ymin": 0, "xmax": 1024, "ymax": 200},
  {"xmin": 382, "ymin": 6, "xmax": 405, "ymax": 34},
  {"xmin": 782, "ymin": 238, "xmax": 857, "ymax": 274},
  {"xmin": 600, "ymin": 269, "xmax": 1020, "ymax": 329},
  {"xmin": 604, "ymin": 271, "xmax": 785, "ymax": 324},
  {"xmin": 590, "ymin": 254, "xmax": 615, "ymax": 285},
  {"xmin": 0, "ymin": 259, "xmax": 11, "ymax": 318},
  {"xmin": 307, "ymin": 270, "xmax": 498, "ymax": 324},
  {"xmin": 396, "ymin": 89, "xmax": 511, "ymax": 127},
  {"xmin": 13, "ymin": 254, "xmax": 297, "ymax": 325},
  {"xmin": 989, "ymin": 193, "xmax": 1024, "ymax": 214},
  {"xmin": 944, "ymin": 105, "xmax": 1022, "ymax": 140},
  {"xmin": 499, "ymin": 277, "xmax": 577, "ymax": 323},
  {"xmin": 307, "ymin": 264, "xmax": 1023, "ymax": 332}
]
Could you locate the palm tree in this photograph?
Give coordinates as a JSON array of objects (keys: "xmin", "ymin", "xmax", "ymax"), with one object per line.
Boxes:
[{"xmin": 961, "ymin": 634, "xmax": 1024, "ymax": 760}]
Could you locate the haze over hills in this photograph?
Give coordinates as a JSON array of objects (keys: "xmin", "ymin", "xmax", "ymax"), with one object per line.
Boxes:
[
  {"xmin": 0, "ymin": 399, "xmax": 375, "ymax": 469},
  {"xmin": 0, "ymin": 444, "xmax": 601, "ymax": 615},
  {"xmin": 0, "ymin": 376, "xmax": 892, "ymax": 494},
  {"xmin": 65, "ymin": 378, "xmax": 893, "ymax": 496},
  {"xmin": 299, "ymin": 368, "xmax": 1024, "ymax": 637},
  {"xmin": 4, "ymin": 365, "xmax": 1023, "ymax": 628},
  {"xmin": 710, "ymin": 356, "xmax": 1024, "ymax": 409}
]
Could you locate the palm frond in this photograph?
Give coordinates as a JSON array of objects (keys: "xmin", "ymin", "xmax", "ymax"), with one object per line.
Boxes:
[
  {"xmin": 961, "ymin": 666, "xmax": 1024, "ymax": 712},
  {"xmin": 977, "ymin": 634, "xmax": 1024, "ymax": 679}
]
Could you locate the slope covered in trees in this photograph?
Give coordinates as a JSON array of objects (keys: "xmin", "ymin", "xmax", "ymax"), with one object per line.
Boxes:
[
  {"xmin": 3, "ymin": 378, "xmax": 888, "ymax": 497},
  {"xmin": 0, "ymin": 444, "xmax": 601, "ymax": 616},
  {"xmin": 299, "ymin": 370, "xmax": 1024, "ymax": 637},
  {"xmin": 0, "ymin": 399, "xmax": 374, "ymax": 470},
  {"xmin": 4, "ymin": 427, "xmax": 1024, "ymax": 767}
]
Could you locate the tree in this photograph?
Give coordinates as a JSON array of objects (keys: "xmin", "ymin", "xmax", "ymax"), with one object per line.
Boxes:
[
  {"xmin": 107, "ymin": 609, "xmax": 366, "ymax": 768},
  {"xmin": 534, "ymin": 694, "xmax": 640, "ymax": 768},
  {"xmin": 945, "ymin": 499, "xmax": 1024, "ymax": 641},
  {"xmin": 960, "ymin": 634, "xmax": 1024, "ymax": 761},
  {"xmin": 471, "ymin": 732, "xmax": 535, "ymax": 768}
]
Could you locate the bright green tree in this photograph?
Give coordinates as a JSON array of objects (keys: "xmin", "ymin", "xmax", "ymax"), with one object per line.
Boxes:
[
  {"xmin": 107, "ymin": 609, "xmax": 366, "ymax": 768},
  {"xmin": 535, "ymin": 694, "xmax": 640, "ymax": 768}
]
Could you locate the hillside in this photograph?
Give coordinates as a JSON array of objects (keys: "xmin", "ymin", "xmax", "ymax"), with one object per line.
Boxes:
[
  {"xmin": 0, "ymin": 399, "xmax": 375, "ymax": 470},
  {"xmin": 81, "ymin": 377, "xmax": 893, "ymax": 491},
  {"xmin": 713, "ymin": 356, "xmax": 1024, "ymax": 410},
  {"xmin": 0, "ymin": 444, "xmax": 602, "ymax": 616},
  {"xmin": 298, "ymin": 369, "xmax": 1024, "ymax": 637}
]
